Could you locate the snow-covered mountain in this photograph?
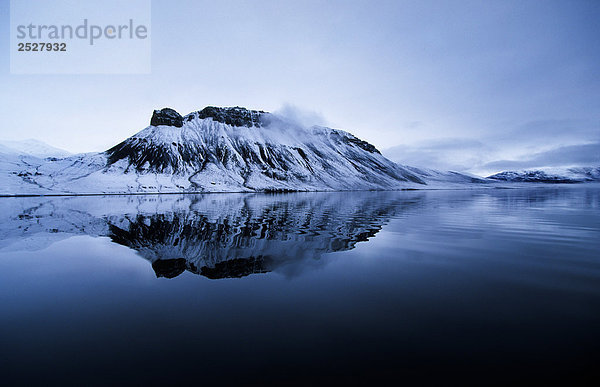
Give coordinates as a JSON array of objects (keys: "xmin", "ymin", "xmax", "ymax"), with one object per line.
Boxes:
[
  {"xmin": 488, "ymin": 167, "xmax": 600, "ymax": 183},
  {"xmin": 102, "ymin": 107, "xmax": 426, "ymax": 191},
  {"xmin": 0, "ymin": 139, "xmax": 71, "ymax": 158},
  {"xmin": 3, "ymin": 106, "xmax": 480, "ymax": 195}
]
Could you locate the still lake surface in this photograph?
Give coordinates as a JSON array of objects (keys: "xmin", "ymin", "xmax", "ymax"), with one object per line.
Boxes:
[{"xmin": 1, "ymin": 188, "xmax": 599, "ymax": 384}]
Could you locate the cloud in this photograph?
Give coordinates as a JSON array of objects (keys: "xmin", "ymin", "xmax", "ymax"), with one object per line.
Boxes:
[
  {"xmin": 273, "ymin": 104, "xmax": 328, "ymax": 128},
  {"xmin": 383, "ymin": 119, "xmax": 600, "ymax": 174},
  {"xmin": 383, "ymin": 138, "xmax": 491, "ymax": 172},
  {"xmin": 481, "ymin": 142, "xmax": 600, "ymax": 172},
  {"xmin": 490, "ymin": 119, "xmax": 600, "ymax": 150}
]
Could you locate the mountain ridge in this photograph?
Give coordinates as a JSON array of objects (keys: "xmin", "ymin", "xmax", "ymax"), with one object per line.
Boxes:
[{"xmin": 488, "ymin": 167, "xmax": 600, "ymax": 183}]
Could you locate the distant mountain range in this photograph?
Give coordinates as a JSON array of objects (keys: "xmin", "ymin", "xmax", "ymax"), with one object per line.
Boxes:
[
  {"xmin": 488, "ymin": 167, "xmax": 600, "ymax": 183},
  {"xmin": 0, "ymin": 139, "xmax": 71, "ymax": 158},
  {"xmin": 0, "ymin": 106, "xmax": 597, "ymax": 196}
]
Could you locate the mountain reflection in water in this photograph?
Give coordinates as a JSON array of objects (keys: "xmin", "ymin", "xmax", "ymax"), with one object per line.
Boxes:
[{"xmin": 1, "ymin": 192, "xmax": 424, "ymax": 279}]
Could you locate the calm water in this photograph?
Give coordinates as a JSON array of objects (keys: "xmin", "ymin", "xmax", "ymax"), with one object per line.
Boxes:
[{"xmin": 1, "ymin": 189, "xmax": 599, "ymax": 385}]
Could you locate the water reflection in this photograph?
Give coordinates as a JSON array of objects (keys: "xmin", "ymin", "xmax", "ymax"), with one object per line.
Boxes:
[
  {"xmin": 1, "ymin": 192, "xmax": 426, "ymax": 279},
  {"xmin": 1, "ymin": 188, "xmax": 599, "ymax": 384},
  {"xmin": 2, "ymin": 188, "xmax": 598, "ymax": 280}
]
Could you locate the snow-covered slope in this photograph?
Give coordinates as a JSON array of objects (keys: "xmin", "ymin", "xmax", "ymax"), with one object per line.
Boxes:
[
  {"xmin": 403, "ymin": 165, "xmax": 489, "ymax": 187},
  {"xmin": 0, "ymin": 152, "xmax": 56, "ymax": 195},
  {"xmin": 0, "ymin": 139, "xmax": 71, "ymax": 158},
  {"xmin": 488, "ymin": 167, "xmax": 600, "ymax": 183},
  {"xmin": 1, "ymin": 106, "xmax": 438, "ymax": 195}
]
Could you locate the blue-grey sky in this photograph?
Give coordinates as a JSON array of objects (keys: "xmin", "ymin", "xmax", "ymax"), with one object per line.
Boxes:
[{"xmin": 1, "ymin": 0, "xmax": 598, "ymax": 175}]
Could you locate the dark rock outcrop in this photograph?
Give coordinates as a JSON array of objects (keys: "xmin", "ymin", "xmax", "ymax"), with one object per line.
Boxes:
[
  {"xmin": 150, "ymin": 108, "xmax": 184, "ymax": 127},
  {"xmin": 342, "ymin": 134, "xmax": 381, "ymax": 154},
  {"xmin": 190, "ymin": 106, "xmax": 264, "ymax": 127}
]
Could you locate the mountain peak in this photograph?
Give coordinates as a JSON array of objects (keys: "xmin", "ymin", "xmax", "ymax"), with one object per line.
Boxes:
[
  {"xmin": 150, "ymin": 108, "xmax": 183, "ymax": 127},
  {"xmin": 188, "ymin": 106, "xmax": 266, "ymax": 128}
]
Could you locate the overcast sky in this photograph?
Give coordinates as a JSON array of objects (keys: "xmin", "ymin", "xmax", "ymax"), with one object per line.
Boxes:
[{"xmin": 0, "ymin": 0, "xmax": 598, "ymax": 175}]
